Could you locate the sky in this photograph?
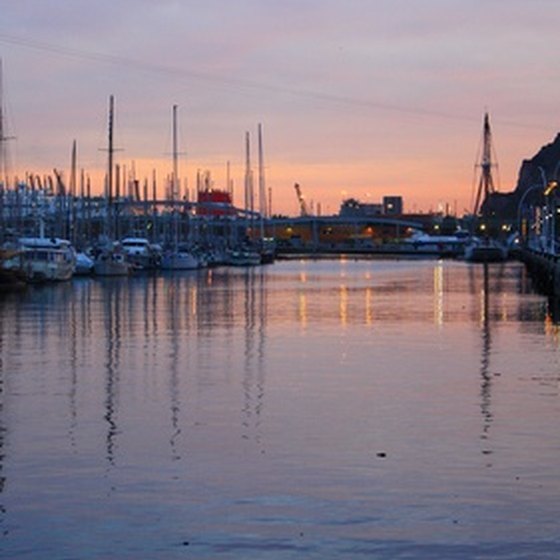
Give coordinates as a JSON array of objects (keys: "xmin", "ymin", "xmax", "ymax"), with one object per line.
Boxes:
[{"xmin": 1, "ymin": 0, "xmax": 560, "ymax": 217}]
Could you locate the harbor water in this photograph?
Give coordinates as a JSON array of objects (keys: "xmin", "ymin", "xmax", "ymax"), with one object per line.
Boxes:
[{"xmin": 1, "ymin": 258, "xmax": 560, "ymax": 559}]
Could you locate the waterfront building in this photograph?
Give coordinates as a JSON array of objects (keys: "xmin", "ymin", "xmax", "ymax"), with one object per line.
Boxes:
[{"xmin": 383, "ymin": 196, "xmax": 403, "ymax": 215}]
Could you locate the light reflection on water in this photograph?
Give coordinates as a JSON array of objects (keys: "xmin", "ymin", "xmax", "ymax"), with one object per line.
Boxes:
[{"xmin": 1, "ymin": 259, "xmax": 560, "ymax": 558}]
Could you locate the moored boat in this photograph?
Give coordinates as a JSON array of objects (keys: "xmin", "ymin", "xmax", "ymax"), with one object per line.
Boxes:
[
  {"xmin": 120, "ymin": 237, "xmax": 161, "ymax": 270},
  {"xmin": 464, "ymin": 236, "xmax": 508, "ymax": 263},
  {"xmin": 74, "ymin": 251, "xmax": 94, "ymax": 275},
  {"xmin": 160, "ymin": 246, "xmax": 200, "ymax": 270},
  {"xmin": 93, "ymin": 246, "xmax": 132, "ymax": 276},
  {"xmin": 404, "ymin": 230, "xmax": 469, "ymax": 257},
  {"xmin": 258, "ymin": 237, "xmax": 276, "ymax": 264},
  {"xmin": 225, "ymin": 248, "xmax": 262, "ymax": 266},
  {"xmin": 8, "ymin": 237, "xmax": 76, "ymax": 282}
]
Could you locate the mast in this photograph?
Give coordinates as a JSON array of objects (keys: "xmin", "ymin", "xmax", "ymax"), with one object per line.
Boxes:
[
  {"xmin": 0, "ymin": 58, "xmax": 5, "ymax": 236},
  {"xmin": 151, "ymin": 169, "xmax": 157, "ymax": 242},
  {"xmin": 257, "ymin": 123, "xmax": 267, "ymax": 238},
  {"xmin": 105, "ymin": 94, "xmax": 115, "ymax": 239},
  {"xmin": 115, "ymin": 163, "xmax": 121, "ymax": 240},
  {"xmin": 103, "ymin": 94, "xmax": 123, "ymax": 239},
  {"xmin": 226, "ymin": 160, "xmax": 231, "ymax": 197},
  {"xmin": 244, "ymin": 131, "xmax": 254, "ymax": 223},
  {"xmin": 172, "ymin": 104, "xmax": 179, "ymax": 201},
  {"xmin": 0, "ymin": 58, "xmax": 15, "ymax": 239},
  {"xmin": 258, "ymin": 123, "xmax": 266, "ymax": 218},
  {"xmin": 108, "ymin": 95, "xmax": 114, "ymax": 204},
  {"xmin": 171, "ymin": 105, "xmax": 180, "ymax": 247},
  {"xmin": 472, "ymin": 112, "xmax": 497, "ymax": 216},
  {"xmin": 0, "ymin": 57, "xmax": 6, "ymax": 190},
  {"xmin": 70, "ymin": 139, "xmax": 77, "ymax": 244},
  {"xmin": 70, "ymin": 140, "xmax": 77, "ymax": 197}
]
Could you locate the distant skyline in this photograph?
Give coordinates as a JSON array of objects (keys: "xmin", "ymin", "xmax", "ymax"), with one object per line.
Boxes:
[{"xmin": 1, "ymin": 0, "xmax": 560, "ymax": 216}]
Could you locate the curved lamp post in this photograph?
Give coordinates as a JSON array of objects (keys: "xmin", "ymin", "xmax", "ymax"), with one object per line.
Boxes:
[
  {"xmin": 519, "ymin": 168, "xmax": 559, "ymax": 253},
  {"xmin": 544, "ymin": 180, "xmax": 559, "ymax": 254},
  {"xmin": 517, "ymin": 183, "xmax": 543, "ymax": 248},
  {"xmin": 539, "ymin": 166, "xmax": 559, "ymax": 253}
]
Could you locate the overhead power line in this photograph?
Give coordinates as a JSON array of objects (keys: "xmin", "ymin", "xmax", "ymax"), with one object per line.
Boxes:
[{"xmin": 0, "ymin": 32, "xmax": 553, "ymax": 131}]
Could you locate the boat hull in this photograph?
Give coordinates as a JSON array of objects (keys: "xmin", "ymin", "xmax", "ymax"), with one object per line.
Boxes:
[
  {"xmin": 74, "ymin": 252, "xmax": 94, "ymax": 275},
  {"xmin": 225, "ymin": 250, "xmax": 262, "ymax": 266},
  {"xmin": 160, "ymin": 252, "xmax": 200, "ymax": 270},
  {"xmin": 464, "ymin": 239, "xmax": 508, "ymax": 263},
  {"xmin": 15, "ymin": 237, "xmax": 76, "ymax": 282},
  {"xmin": 93, "ymin": 253, "xmax": 131, "ymax": 276}
]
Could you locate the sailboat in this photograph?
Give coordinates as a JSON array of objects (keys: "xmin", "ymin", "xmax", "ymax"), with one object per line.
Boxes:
[
  {"xmin": 160, "ymin": 105, "xmax": 201, "ymax": 271},
  {"xmin": 465, "ymin": 113, "xmax": 508, "ymax": 263},
  {"xmin": 161, "ymin": 243, "xmax": 200, "ymax": 270},
  {"xmin": 93, "ymin": 242, "xmax": 131, "ymax": 276},
  {"xmin": 93, "ymin": 95, "xmax": 131, "ymax": 276}
]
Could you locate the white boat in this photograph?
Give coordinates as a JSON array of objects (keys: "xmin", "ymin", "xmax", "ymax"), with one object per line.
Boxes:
[
  {"xmin": 464, "ymin": 236, "xmax": 508, "ymax": 263},
  {"xmin": 225, "ymin": 248, "xmax": 262, "ymax": 266},
  {"xmin": 404, "ymin": 230, "xmax": 469, "ymax": 257},
  {"xmin": 160, "ymin": 247, "xmax": 200, "ymax": 270},
  {"xmin": 160, "ymin": 105, "xmax": 200, "ymax": 272},
  {"xmin": 13, "ymin": 237, "xmax": 76, "ymax": 282},
  {"xmin": 74, "ymin": 251, "xmax": 94, "ymax": 275},
  {"xmin": 121, "ymin": 237, "xmax": 161, "ymax": 270},
  {"xmin": 93, "ymin": 248, "xmax": 131, "ymax": 276}
]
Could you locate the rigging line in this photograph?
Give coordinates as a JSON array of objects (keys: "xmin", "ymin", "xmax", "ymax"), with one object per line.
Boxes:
[
  {"xmin": 0, "ymin": 32, "xmax": 553, "ymax": 131},
  {"xmin": 491, "ymin": 143, "xmax": 501, "ymax": 191},
  {"xmin": 470, "ymin": 128, "xmax": 485, "ymax": 212},
  {"xmin": 470, "ymin": 159, "xmax": 481, "ymax": 215}
]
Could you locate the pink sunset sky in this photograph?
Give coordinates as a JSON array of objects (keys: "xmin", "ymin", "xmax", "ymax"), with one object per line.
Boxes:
[{"xmin": 1, "ymin": 0, "xmax": 560, "ymax": 216}]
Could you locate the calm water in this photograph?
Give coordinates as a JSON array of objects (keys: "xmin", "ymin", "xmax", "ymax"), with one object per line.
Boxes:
[{"xmin": 1, "ymin": 258, "xmax": 560, "ymax": 559}]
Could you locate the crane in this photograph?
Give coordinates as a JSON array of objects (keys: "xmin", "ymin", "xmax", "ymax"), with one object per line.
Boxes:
[
  {"xmin": 53, "ymin": 168, "xmax": 66, "ymax": 196},
  {"xmin": 294, "ymin": 183, "xmax": 309, "ymax": 217}
]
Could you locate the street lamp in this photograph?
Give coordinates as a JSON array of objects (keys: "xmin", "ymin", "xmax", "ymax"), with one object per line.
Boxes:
[
  {"xmin": 517, "ymin": 183, "xmax": 543, "ymax": 247},
  {"xmin": 544, "ymin": 180, "xmax": 558, "ymax": 254},
  {"xmin": 539, "ymin": 166, "xmax": 548, "ymax": 191},
  {"xmin": 553, "ymin": 160, "xmax": 560, "ymax": 182},
  {"xmin": 519, "ymin": 165, "xmax": 560, "ymax": 254},
  {"xmin": 538, "ymin": 166, "xmax": 559, "ymax": 253}
]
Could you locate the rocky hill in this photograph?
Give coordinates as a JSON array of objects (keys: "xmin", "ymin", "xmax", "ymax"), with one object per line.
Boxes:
[{"xmin": 483, "ymin": 133, "xmax": 560, "ymax": 219}]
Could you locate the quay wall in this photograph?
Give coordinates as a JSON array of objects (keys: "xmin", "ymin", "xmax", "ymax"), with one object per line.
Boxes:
[{"xmin": 519, "ymin": 248, "xmax": 560, "ymax": 295}]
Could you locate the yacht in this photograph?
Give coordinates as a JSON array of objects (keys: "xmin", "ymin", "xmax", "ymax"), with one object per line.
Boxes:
[
  {"xmin": 121, "ymin": 237, "xmax": 161, "ymax": 270},
  {"xmin": 160, "ymin": 245, "xmax": 200, "ymax": 270},
  {"xmin": 404, "ymin": 230, "xmax": 469, "ymax": 257},
  {"xmin": 93, "ymin": 245, "xmax": 132, "ymax": 276},
  {"xmin": 13, "ymin": 237, "xmax": 76, "ymax": 282}
]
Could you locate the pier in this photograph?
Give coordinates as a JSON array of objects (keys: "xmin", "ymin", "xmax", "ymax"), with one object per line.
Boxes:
[
  {"xmin": 518, "ymin": 249, "xmax": 560, "ymax": 295},
  {"xmin": 515, "ymin": 171, "xmax": 560, "ymax": 295}
]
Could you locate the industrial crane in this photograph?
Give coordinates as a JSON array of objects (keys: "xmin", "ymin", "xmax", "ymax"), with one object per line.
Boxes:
[{"xmin": 293, "ymin": 182, "xmax": 309, "ymax": 217}]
